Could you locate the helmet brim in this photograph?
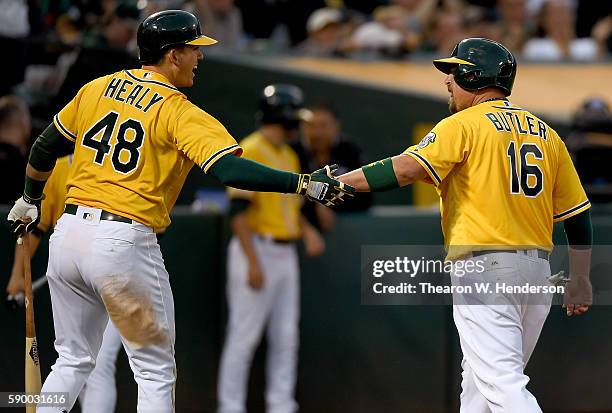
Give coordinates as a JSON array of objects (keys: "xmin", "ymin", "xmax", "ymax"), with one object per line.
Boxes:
[
  {"xmin": 186, "ymin": 35, "xmax": 218, "ymax": 46},
  {"xmin": 432, "ymin": 57, "xmax": 475, "ymax": 74}
]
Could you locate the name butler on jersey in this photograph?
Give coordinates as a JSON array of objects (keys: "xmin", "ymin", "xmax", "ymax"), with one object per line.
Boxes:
[{"xmin": 404, "ymin": 98, "xmax": 589, "ymax": 259}]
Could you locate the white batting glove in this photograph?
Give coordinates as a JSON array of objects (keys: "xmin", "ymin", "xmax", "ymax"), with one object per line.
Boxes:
[
  {"xmin": 548, "ymin": 270, "xmax": 570, "ymax": 286},
  {"xmin": 7, "ymin": 196, "xmax": 41, "ymax": 235}
]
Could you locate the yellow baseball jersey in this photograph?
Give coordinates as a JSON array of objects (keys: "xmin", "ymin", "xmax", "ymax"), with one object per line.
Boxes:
[
  {"xmin": 39, "ymin": 156, "xmax": 72, "ymax": 232},
  {"xmin": 53, "ymin": 69, "xmax": 242, "ymax": 229},
  {"xmin": 404, "ymin": 99, "xmax": 590, "ymax": 259},
  {"xmin": 228, "ymin": 131, "xmax": 302, "ymax": 240}
]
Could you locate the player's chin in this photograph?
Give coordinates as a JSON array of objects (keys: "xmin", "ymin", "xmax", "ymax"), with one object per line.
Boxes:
[{"xmin": 181, "ymin": 75, "xmax": 195, "ymax": 88}]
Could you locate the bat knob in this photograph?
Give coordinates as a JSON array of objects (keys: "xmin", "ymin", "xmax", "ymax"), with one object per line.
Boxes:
[{"xmin": 5, "ymin": 293, "xmax": 25, "ymax": 310}]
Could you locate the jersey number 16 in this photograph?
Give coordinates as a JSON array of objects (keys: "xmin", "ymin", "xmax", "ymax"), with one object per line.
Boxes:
[
  {"xmin": 506, "ymin": 141, "xmax": 543, "ymax": 198},
  {"xmin": 82, "ymin": 111, "xmax": 144, "ymax": 174}
]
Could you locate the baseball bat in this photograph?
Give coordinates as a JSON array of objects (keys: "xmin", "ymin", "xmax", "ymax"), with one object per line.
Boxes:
[
  {"xmin": 20, "ymin": 234, "xmax": 42, "ymax": 412},
  {"xmin": 7, "ymin": 276, "xmax": 48, "ymax": 308}
]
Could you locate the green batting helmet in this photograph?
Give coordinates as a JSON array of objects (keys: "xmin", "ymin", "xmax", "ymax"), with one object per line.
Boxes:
[
  {"xmin": 256, "ymin": 84, "xmax": 305, "ymax": 130},
  {"xmin": 137, "ymin": 10, "xmax": 217, "ymax": 65},
  {"xmin": 433, "ymin": 38, "xmax": 517, "ymax": 96}
]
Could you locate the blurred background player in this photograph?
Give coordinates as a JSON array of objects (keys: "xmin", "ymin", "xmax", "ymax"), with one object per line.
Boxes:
[
  {"xmin": 292, "ymin": 101, "xmax": 372, "ymax": 232},
  {"xmin": 0, "ymin": 96, "xmax": 31, "ymax": 204},
  {"xmin": 218, "ymin": 84, "xmax": 325, "ymax": 413},
  {"xmin": 5, "ymin": 155, "xmax": 123, "ymax": 413}
]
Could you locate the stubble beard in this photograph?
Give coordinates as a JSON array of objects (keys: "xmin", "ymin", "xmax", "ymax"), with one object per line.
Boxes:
[{"xmin": 448, "ymin": 97, "xmax": 458, "ymax": 114}]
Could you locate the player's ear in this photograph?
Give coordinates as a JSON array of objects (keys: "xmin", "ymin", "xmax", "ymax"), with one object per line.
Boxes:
[{"xmin": 167, "ymin": 48, "xmax": 181, "ymax": 67}]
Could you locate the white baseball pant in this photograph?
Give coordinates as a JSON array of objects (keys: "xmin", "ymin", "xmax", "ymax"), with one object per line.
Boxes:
[
  {"xmin": 37, "ymin": 206, "xmax": 176, "ymax": 413},
  {"xmin": 218, "ymin": 236, "xmax": 299, "ymax": 413},
  {"xmin": 451, "ymin": 250, "xmax": 552, "ymax": 413},
  {"xmin": 78, "ymin": 321, "xmax": 122, "ymax": 413}
]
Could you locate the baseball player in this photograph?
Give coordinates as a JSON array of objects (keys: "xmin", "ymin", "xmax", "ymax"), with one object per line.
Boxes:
[
  {"xmin": 5, "ymin": 155, "xmax": 126, "ymax": 413},
  {"xmin": 6, "ymin": 10, "xmax": 353, "ymax": 413},
  {"xmin": 218, "ymin": 84, "xmax": 325, "ymax": 413},
  {"xmin": 336, "ymin": 38, "xmax": 593, "ymax": 412}
]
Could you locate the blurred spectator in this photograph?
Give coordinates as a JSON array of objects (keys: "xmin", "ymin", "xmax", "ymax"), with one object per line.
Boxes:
[
  {"xmin": 0, "ymin": 0, "xmax": 30, "ymax": 96},
  {"xmin": 592, "ymin": 16, "xmax": 612, "ymax": 57},
  {"xmin": 464, "ymin": 6, "xmax": 501, "ymax": 41},
  {"xmin": 342, "ymin": 0, "xmax": 386, "ymax": 15},
  {"xmin": 522, "ymin": 0, "xmax": 599, "ymax": 61},
  {"xmin": 292, "ymin": 102, "xmax": 372, "ymax": 231},
  {"xmin": 575, "ymin": 0, "xmax": 612, "ymax": 39},
  {"xmin": 185, "ymin": 0, "xmax": 245, "ymax": 50},
  {"xmin": 392, "ymin": 0, "xmax": 437, "ymax": 29},
  {"xmin": 421, "ymin": 9, "xmax": 467, "ymax": 54},
  {"xmin": 142, "ymin": 0, "xmax": 186, "ymax": 16},
  {"xmin": 496, "ymin": 0, "xmax": 534, "ymax": 53},
  {"xmin": 236, "ymin": 0, "xmax": 324, "ymax": 48},
  {"xmin": 52, "ymin": 2, "xmax": 140, "ymax": 110},
  {"xmin": 348, "ymin": 5, "xmax": 420, "ymax": 57},
  {"xmin": 296, "ymin": 7, "xmax": 346, "ymax": 57},
  {"xmin": 566, "ymin": 98, "xmax": 612, "ymax": 202},
  {"xmin": 0, "ymin": 96, "xmax": 31, "ymax": 204}
]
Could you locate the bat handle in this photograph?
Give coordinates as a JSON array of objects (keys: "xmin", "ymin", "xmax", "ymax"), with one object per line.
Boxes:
[
  {"xmin": 21, "ymin": 235, "xmax": 36, "ymax": 337},
  {"xmin": 14, "ymin": 292, "xmax": 25, "ymax": 307}
]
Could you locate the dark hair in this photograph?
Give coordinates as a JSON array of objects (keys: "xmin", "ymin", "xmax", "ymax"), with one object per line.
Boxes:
[
  {"xmin": 0, "ymin": 96, "xmax": 28, "ymax": 128},
  {"xmin": 304, "ymin": 101, "xmax": 340, "ymax": 120}
]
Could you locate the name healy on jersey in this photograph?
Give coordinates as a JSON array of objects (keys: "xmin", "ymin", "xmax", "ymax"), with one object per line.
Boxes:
[
  {"xmin": 485, "ymin": 110, "xmax": 548, "ymax": 139},
  {"xmin": 103, "ymin": 77, "xmax": 164, "ymax": 112}
]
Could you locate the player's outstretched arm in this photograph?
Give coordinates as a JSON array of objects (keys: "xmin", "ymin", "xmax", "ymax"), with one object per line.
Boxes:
[
  {"xmin": 208, "ymin": 154, "xmax": 355, "ymax": 207},
  {"xmin": 337, "ymin": 154, "xmax": 429, "ymax": 192}
]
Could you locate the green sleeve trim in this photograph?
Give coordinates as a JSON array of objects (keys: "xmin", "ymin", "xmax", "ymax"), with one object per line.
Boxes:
[
  {"xmin": 563, "ymin": 209, "xmax": 592, "ymax": 249},
  {"xmin": 208, "ymin": 153, "xmax": 300, "ymax": 193},
  {"xmin": 29, "ymin": 123, "xmax": 75, "ymax": 172},
  {"xmin": 362, "ymin": 158, "xmax": 399, "ymax": 192}
]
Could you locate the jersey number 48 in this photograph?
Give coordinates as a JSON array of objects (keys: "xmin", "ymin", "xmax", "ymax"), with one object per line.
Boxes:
[{"xmin": 82, "ymin": 111, "xmax": 144, "ymax": 174}]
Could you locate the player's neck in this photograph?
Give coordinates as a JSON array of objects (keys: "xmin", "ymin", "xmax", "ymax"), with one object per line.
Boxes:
[
  {"xmin": 141, "ymin": 65, "xmax": 177, "ymax": 86},
  {"xmin": 471, "ymin": 91, "xmax": 507, "ymax": 107}
]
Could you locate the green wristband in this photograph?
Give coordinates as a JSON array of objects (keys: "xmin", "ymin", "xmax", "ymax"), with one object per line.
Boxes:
[
  {"xmin": 362, "ymin": 158, "xmax": 399, "ymax": 192},
  {"xmin": 24, "ymin": 175, "xmax": 46, "ymax": 202}
]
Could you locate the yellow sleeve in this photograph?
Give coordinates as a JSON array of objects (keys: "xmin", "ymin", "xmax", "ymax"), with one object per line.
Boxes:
[
  {"xmin": 172, "ymin": 103, "xmax": 242, "ymax": 173},
  {"xmin": 403, "ymin": 117, "xmax": 470, "ymax": 186},
  {"xmin": 552, "ymin": 141, "xmax": 590, "ymax": 222},
  {"xmin": 39, "ymin": 157, "xmax": 71, "ymax": 231},
  {"xmin": 39, "ymin": 178, "xmax": 59, "ymax": 232},
  {"xmin": 53, "ymin": 81, "xmax": 93, "ymax": 142}
]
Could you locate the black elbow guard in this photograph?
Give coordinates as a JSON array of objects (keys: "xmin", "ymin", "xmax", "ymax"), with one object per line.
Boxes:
[
  {"xmin": 563, "ymin": 209, "xmax": 592, "ymax": 249},
  {"xmin": 29, "ymin": 123, "xmax": 75, "ymax": 172}
]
